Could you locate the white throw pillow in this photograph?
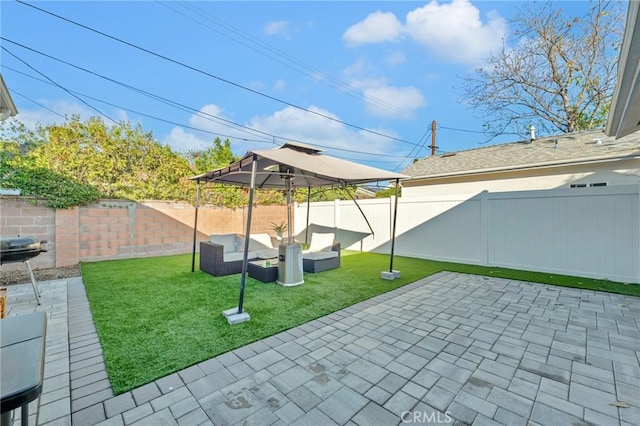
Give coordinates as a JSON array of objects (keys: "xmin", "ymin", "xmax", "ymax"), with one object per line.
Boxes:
[
  {"xmin": 308, "ymin": 232, "xmax": 335, "ymax": 252},
  {"xmin": 249, "ymin": 233, "xmax": 273, "ymax": 250},
  {"xmin": 209, "ymin": 234, "xmax": 238, "ymax": 253}
]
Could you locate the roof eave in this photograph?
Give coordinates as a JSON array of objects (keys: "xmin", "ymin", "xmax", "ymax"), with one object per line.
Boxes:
[
  {"xmin": 606, "ymin": 1, "xmax": 640, "ymax": 138},
  {"xmin": 402, "ymin": 152, "xmax": 640, "ymax": 182},
  {"xmin": 0, "ymin": 73, "xmax": 18, "ymax": 121}
]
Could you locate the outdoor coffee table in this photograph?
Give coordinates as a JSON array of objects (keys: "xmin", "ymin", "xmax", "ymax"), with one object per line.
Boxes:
[
  {"xmin": 1, "ymin": 311, "xmax": 47, "ymax": 426},
  {"xmin": 248, "ymin": 259, "xmax": 278, "ymax": 283}
]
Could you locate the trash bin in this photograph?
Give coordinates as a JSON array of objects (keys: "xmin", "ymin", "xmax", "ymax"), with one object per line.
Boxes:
[{"xmin": 277, "ymin": 243, "xmax": 304, "ymax": 286}]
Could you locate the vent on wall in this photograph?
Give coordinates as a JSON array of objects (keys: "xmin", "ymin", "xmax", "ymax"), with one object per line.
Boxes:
[{"xmin": 570, "ymin": 182, "xmax": 607, "ymax": 188}]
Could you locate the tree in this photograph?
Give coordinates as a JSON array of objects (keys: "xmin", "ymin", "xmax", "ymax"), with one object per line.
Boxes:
[
  {"xmin": 187, "ymin": 137, "xmax": 239, "ymax": 174},
  {"xmin": 460, "ymin": 1, "xmax": 624, "ymax": 139},
  {"xmin": 13, "ymin": 116, "xmax": 196, "ymax": 202},
  {"xmin": 1, "ymin": 119, "xmax": 102, "ymax": 208}
]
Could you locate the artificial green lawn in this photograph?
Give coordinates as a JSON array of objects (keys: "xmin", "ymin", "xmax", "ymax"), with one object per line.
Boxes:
[{"xmin": 80, "ymin": 252, "xmax": 639, "ymax": 394}]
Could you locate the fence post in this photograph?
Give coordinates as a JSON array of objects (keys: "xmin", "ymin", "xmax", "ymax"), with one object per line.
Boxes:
[
  {"xmin": 334, "ymin": 199, "xmax": 340, "ymax": 231},
  {"xmin": 480, "ymin": 190, "xmax": 489, "ymax": 266}
]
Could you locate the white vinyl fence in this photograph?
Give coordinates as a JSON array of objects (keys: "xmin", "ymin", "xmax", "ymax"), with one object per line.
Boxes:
[{"xmin": 294, "ymin": 185, "xmax": 640, "ymax": 283}]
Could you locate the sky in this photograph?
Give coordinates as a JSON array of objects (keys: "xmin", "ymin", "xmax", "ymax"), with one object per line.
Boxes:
[{"xmin": 1, "ymin": 0, "xmax": 604, "ymax": 173}]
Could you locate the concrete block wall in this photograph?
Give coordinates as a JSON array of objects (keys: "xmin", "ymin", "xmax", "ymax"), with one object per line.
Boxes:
[
  {"xmin": 55, "ymin": 206, "xmax": 80, "ymax": 267},
  {"xmin": 0, "ymin": 197, "xmax": 287, "ymax": 270},
  {"xmin": 0, "ymin": 197, "xmax": 56, "ymax": 270}
]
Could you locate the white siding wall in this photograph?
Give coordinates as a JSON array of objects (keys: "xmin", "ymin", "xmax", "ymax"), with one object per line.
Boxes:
[
  {"xmin": 295, "ymin": 185, "xmax": 640, "ymax": 283},
  {"xmin": 402, "ymin": 160, "xmax": 640, "ymax": 197}
]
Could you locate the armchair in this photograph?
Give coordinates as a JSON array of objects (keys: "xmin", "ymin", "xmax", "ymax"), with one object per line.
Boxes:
[
  {"xmin": 200, "ymin": 233, "xmax": 278, "ymax": 277},
  {"xmin": 302, "ymin": 232, "xmax": 341, "ymax": 273}
]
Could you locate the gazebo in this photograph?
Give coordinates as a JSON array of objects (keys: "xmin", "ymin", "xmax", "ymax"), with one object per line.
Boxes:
[{"xmin": 190, "ymin": 142, "xmax": 407, "ymax": 324}]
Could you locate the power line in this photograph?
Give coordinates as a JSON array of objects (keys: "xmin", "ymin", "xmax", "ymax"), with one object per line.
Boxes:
[
  {"xmin": 437, "ymin": 124, "xmax": 487, "ymax": 134},
  {"xmin": 15, "ymin": 0, "xmax": 422, "ymax": 148},
  {"xmin": 393, "ymin": 127, "xmax": 432, "ymax": 172},
  {"xmin": 1, "ymin": 37, "xmax": 277, "ymax": 144},
  {"xmin": 2, "ymin": 65, "xmax": 410, "ymax": 160},
  {"xmin": 159, "ymin": 1, "xmax": 415, "ymax": 121},
  {"xmin": 11, "ymin": 89, "xmax": 66, "ymax": 119},
  {"xmin": 1, "ymin": 46, "xmax": 118, "ymax": 124},
  {"xmin": 2, "ymin": 66, "xmax": 277, "ymax": 146}
]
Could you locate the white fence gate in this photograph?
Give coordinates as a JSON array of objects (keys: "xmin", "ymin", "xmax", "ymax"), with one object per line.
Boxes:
[{"xmin": 294, "ymin": 185, "xmax": 640, "ymax": 283}]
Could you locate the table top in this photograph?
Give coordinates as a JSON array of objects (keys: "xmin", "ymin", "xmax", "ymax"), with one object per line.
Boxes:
[
  {"xmin": 249, "ymin": 259, "xmax": 278, "ymax": 269},
  {"xmin": 1, "ymin": 311, "xmax": 47, "ymax": 413}
]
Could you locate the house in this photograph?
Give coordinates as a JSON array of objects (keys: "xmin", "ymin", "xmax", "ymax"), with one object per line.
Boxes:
[
  {"xmin": 401, "ymin": 129, "xmax": 640, "ymax": 197},
  {"xmin": 0, "ymin": 73, "xmax": 18, "ymax": 121},
  {"xmin": 606, "ymin": 0, "xmax": 640, "ymax": 138}
]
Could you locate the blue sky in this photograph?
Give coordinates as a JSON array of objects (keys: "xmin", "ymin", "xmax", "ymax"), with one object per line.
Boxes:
[{"xmin": 1, "ymin": 0, "xmax": 599, "ymax": 172}]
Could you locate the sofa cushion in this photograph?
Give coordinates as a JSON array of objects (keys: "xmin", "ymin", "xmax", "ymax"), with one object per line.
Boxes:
[
  {"xmin": 302, "ymin": 251, "xmax": 338, "ymax": 261},
  {"xmin": 306, "ymin": 232, "xmax": 335, "ymax": 252},
  {"xmin": 209, "ymin": 234, "xmax": 239, "ymax": 253},
  {"xmin": 223, "ymin": 251, "xmax": 258, "ymax": 262},
  {"xmin": 255, "ymin": 248, "xmax": 278, "ymax": 259},
  {"xmin": 249, "ymin": 233, "xmax": 274, "ymax": 250}
]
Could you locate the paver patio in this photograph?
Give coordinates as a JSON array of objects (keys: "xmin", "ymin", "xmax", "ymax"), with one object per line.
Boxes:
[{"xmin": 4, "ymin": 271, "xmax": 639, "ymax": 425}]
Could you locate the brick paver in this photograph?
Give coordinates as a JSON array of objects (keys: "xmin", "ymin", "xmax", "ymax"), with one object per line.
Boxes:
[{"xmin": 3, "ymin": 271, "xmax": 639, "ymax": 425}]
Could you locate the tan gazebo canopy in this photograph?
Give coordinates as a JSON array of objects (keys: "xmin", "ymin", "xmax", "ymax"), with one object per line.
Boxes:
[
  {"xmin": 190, "ymin": 142, "xmax": 407, "ymax": 322},
  {"xmin": 191, "ymin": 142, "xmax": 406, "ymax": 188}
]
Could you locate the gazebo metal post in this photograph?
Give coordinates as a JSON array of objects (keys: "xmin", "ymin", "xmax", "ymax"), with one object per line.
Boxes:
[
  {"xmin": 389, "ymin": 179, "xmax": 400, "ymax": 273},
  {"xmin": 237, "ymin": 155, "xmax": 257, "ymax": 314},
  {"xmin": 191, "ymin": 180, "xmax": 200, "ymax": 273},
  {"xmin": 305, "ymin": 186, "xmax": 311, "ymax": 244},
  {"xmin": 285, "ymin": 175, "xmax": 293, "ymax": 244}
]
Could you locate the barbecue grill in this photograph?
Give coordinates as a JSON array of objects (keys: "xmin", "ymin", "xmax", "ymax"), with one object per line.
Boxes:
[{"xmin": 0, "ymin": 236, "xmax": 47, "ymax": 305}]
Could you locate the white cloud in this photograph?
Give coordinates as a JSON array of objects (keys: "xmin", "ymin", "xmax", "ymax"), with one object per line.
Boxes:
[
  {"xmin": 273, "ymin": 79, "xmax": 286, "ymax": 92},
  {"xmin": 248, "ymin": 105, "xmax": 404, "ymax": 157},
  {"xmin": 386, "ymin": 51, "xmax": 406, "ymax": 66},
  {"xmin": 405, "ymin": 0, "xmax": 506, "ymax": 64},
  {"xmin": 247, "ymin": 80, "xmax": 266, "ymax": 91},
  {"xmin": 342, "ymin": 11, "xmax": 403, "ymax": 46},
  {"xmin": 162, "ymin": 104, "xmax": 411, "ymax": 161},
  {"xmin": 363, "ymin": 84, "xmax": 425, "ymax": 118},
  {"xmin": 11, "ymin": 100, "xmax": 122, "ymax": 130},
  {"xmin": 342, "ymin": 62, "xmax": 426, "ymax": 119},
  {"xmin": 163, "ymin": 126, "xmax": 210, "ymax": 153},
  {"xmin": 264, "ymin": 20, "xmax": 293, "ymax": 38},
  {"xmin": 341, "ymin": 58, "xmax": 375, "ymax": 78},
  {"xmin": 162, "ymin": 104, "xmax": 259, "ymax": 153},
  {"xmin": 343, "ymin": 0, "xmax": 506, "ymax": 65},
  {"xmin": 188, "ymin": 104, "xmax": 226, "ymax": 129}
]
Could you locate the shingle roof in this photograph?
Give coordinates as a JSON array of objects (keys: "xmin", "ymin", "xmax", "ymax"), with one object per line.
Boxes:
[{"xmin": 403, "ymin": 129, "xmax": 640, "ymax": 179}]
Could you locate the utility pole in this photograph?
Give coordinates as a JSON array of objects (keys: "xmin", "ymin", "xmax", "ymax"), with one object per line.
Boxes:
[{"xmin": 430, "ymin": 120, "xmax": 438, "ymax": 156}]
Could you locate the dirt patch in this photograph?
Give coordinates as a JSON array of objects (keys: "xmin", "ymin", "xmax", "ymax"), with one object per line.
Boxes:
[{"xmin": 0, "ymin": 264, "xmax": 82, "ymax": 286}]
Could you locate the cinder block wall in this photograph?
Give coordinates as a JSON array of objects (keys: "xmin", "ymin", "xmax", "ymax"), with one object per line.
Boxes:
[
  {"xmin": 0, "ymin": 197, "xmax": 288, "ymax": 270},
  {"xmin": 0, "ymin": 197, "xmax": 56, "ymax": 270}
]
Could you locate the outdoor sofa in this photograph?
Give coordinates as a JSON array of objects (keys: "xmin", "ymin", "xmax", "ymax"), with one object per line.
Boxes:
[
  {"xmin": 200, "ymin": 233, "xmax": 278, "ymax": 276},
  {"xmin": 302, "ymin": 232, "xmax": 341, "ymax": 273}
]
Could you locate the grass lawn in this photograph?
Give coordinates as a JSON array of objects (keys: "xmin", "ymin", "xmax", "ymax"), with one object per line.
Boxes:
[{"xmin": 80, "ymin": 251, "xmax": 638, "ymax": 394}]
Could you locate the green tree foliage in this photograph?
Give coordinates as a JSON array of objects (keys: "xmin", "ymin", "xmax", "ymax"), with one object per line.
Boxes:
[
  {"xmin": 460, "ymin": 0, "xmax": 623, "ymax": 138},
  {"xmin": 187, "ymin": 137, "xmax": 239, "ymax": 174},
  {"xmin": 188, "ymin": 137, "xmax": 251, "ymax": 207},
  {"xmin": 27, "ymin": 116, "xmax": 195, "ymax": 201},
  {"xmin": 1, "ymin": 116, "xmax": 376, "ymax": 209},
  {"xmin": 292, "ymin": 185, "xmax": 362, "ymax": 203},
  {"xmin": 374, "ymin": 186, "xmax": 401, "ymax": 198},
  {"xmin": 0, "ymin": 116, "xmax": 196, "ymax": 207},
  {"xmin": 1, "ymin": 131, "xmax": 102, "ymax": 208}
]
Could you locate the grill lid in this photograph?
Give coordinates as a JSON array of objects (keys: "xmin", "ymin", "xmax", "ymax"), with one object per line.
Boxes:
[{"xmin": 0, "ymin": 236, "xmax": 43, "ymax": 251}]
